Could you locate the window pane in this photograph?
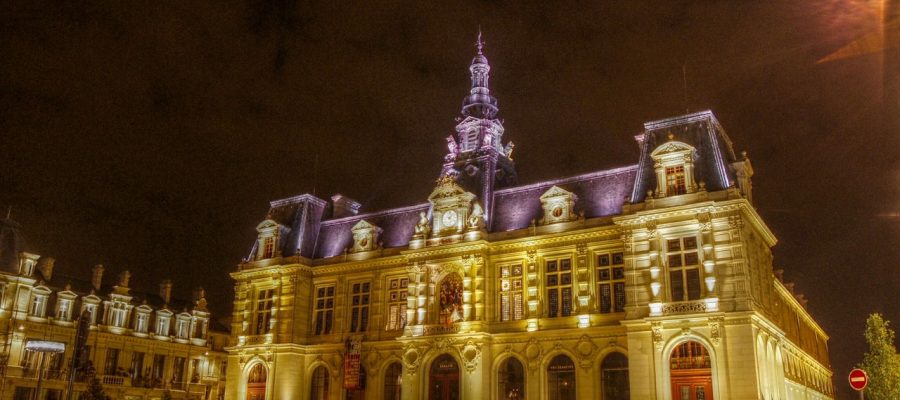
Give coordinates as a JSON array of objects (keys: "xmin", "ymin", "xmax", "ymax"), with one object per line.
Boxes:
[
  {"xmin": 612, "ymin": 252, "xmax": 624, "ymax": 265},
  {"xmin": 670, "ymin": 271, "xmax": 684, "ymax": 301},
  {"xmin": 684, "ymin": 252, "xmax": 699, "ymax": 265},
  {"xmin": 686, "ymin": 269, "xmax": 702, "ymax": 300},
  {"xmin": 668, "ymin": 254, "xmax": 683, "ymax": 267},
  {"xmin": 598, "ymin": 255, "xmax": 610, "ymax": 266},
  {"xmin": 548, "ymin": 289, "xmax": 558, "ymax": 318},
  {"xmin": 561, "ymin": 288, "xmax": 572, "ymax": 316},
  {"xmin": 599, "ymin": 283, "xmax": 611, "ymax": 313},
  {"xmin": 614, "ymin": 282, "xmax": 626, "ymax": 312},
  {"xmin": 667, "ymin": 239, "xmax": 681, "ymax": 251}
]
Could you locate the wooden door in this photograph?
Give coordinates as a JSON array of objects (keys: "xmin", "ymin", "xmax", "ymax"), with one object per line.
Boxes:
[
  {"xmin": 670, "ymin": 374, "xmax": 712, "ymax": 400},
  {"xmin": 247, "ymin": 384, "xmax": 266, "ymax": 400}
]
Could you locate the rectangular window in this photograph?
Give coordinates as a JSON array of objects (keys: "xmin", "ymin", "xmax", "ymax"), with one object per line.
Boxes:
[
  {"xmin": 499, "ymin": 264, "xmax": 525, "ymax": 321},
  {"xmin": 386, "ymin": 277, "xmax": 408, "ymax": 331},
  {"xmin": 130, "ymin": 352, "xmax": 145, "ymax": 379},
  {"xmin": 262, "ymin": 237, "xmax": 275, "ymax": 258},
  {"xmin": 252, "ymin": 288, "xmax": 274, "ymax": 335},
  {"xmin": 173, "ymin": 357, "xmax": 186, "ymax": 383},
  {"xmin": 104, "ymin": 348, "xmax": 120, "ymax": 375},
  {"xmin": 314, "ymin": 285, "xmax": 335, "ymax": 335},
  {"xmin": 136, "ymin": 313, "xmax": 149, "ymax": 333},
  {"xmin": 57, "ymin": 299, "xmax": 71, "ymax": 321},
  {"xmin": 151, "ymin": 354, "xmax": 166, "ymax": 383},
  {"xmin": 546, "ymin": 258, "xmax": 573, "ymax": 317},
  {"xmin": 667, "ymin": 237, "xmax": 702, "ymax": 301},
  {"xmin": 30, "ymin": 295, "xmax": 46, "ymax": 317},
  {"xmin": 597, "ymin": 251, "xmax": 626, "ymax": 313},
  {"xmin": 349, "ymin": 281, "xmax": 370, "ymax": 333},
  {"xmin": 666, "ymin": 165, "xmax": 686, "ymax": 195}
]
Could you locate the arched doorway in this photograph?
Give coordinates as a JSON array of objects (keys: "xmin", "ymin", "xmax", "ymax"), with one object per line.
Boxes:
[
  {"xmin": 383, "ymin": 362, "xmax": 402, "ymax": 400},
  {"xmin": 498, "ymin": 357, "xmax": 525, "ymax": 399},
  {"xmin": 429, "ymin": 354, "xmax": 459, "ymax": 400},
  {"xmin": 547, "ymin": 355, "xmax": 576, "ymax": 400},
  {"xmin": 311, "ymin": 365, "xmax": 330, "ymax": 400},
  {"xmin": 246, "ymin": 363, "xmax": 267, "ymax": 400},
  {"xmin": 600, "ymin": 352, "xmax": 629, "ymax": 400},
  {"xmin": 670, "ymin": 341, "xmax": 713, "ymax": 400}
]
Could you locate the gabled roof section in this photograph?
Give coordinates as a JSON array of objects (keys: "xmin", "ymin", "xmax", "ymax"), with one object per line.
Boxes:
[{"xmin": 631, "ymin": 110, "xmax": 739, "ymax": 203}]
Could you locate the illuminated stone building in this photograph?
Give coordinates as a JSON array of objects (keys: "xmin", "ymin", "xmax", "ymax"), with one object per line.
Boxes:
[
  {"xmin": 225, "ymin": 37, "xmax": 834, "ymax": 400},
  {"xmin": 0, "ymin": 219, "xmax": 229, "ymax": 400}
]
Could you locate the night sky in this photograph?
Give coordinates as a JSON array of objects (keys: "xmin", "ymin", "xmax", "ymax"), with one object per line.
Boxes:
[{"xmin": 1, "ymin": 2, "xmax": 897, "ymax": 398}]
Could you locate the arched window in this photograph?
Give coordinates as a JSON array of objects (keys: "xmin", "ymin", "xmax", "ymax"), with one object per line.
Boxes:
[
  {"xmin": 498, "ymin": 357, "xmax": 525, "ymax": 399},
  {"xmin": 310, "ymin": 365, "xmax": 329, "ymax": 400},
  {"xmin": 601, "ymin": 353, "xmax": 629, "ymax": 400},
  {"xmin": 670, "ymin": 341, "xmax": 713, "ymax": 400},
  {"xmin": 383, "ymin": 362, "xmax": 402, "ymax": 400},
  {"xmin": 547, "ymin": 355, "xmax": 576, "ymax": 400},
  {"xmin": 246, "ymin": 363, "xmax": 267, "ymax": 400},
  {"xmin": 439, "ymin": 274, "xmax": 463, "ymax": 324}
]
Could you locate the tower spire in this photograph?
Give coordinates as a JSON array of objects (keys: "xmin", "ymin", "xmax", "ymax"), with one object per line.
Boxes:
[{"xmin": 461, "ymin": 31, "xmax": 498, "ymax": 119}]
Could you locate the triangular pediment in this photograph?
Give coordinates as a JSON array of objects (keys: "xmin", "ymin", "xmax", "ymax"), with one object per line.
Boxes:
[
  {"xmin": 650, "ymin": 140, "xmax": 695, "ymax": 157},
  {"xmin": 539, "ymin": 185, "xmax": 574, "ymax": 200},
  {"xmin": 351, "ymin": 219, "xmax": 377, "ymax": 232}
]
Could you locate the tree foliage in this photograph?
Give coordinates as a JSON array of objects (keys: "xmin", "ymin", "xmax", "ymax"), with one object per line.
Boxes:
[
  {"xmin": 858, "ymin": 313, "xmax": 900, "ymax": 400},
  {"xmin": 80, "ymin": 377, "xmax": 111, "ymax": 400}
]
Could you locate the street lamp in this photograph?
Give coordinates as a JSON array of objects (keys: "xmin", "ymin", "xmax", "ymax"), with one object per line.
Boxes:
[{"xmin": 23, "ymin": 340, "xmax": 66, "ymax": 400}]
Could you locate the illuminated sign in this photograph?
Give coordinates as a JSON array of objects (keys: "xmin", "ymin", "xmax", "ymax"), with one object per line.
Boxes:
[{"xmin": 24, "ymin": 340, "xmax": 66, "ymax": 353}]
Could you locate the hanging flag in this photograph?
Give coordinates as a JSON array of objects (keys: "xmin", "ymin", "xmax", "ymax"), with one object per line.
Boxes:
[{"xmin": 343, "ymin": 339, "xmax": 362, "ymax": 390}]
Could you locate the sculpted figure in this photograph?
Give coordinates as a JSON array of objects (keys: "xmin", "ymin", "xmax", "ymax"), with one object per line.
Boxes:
[
  {"xmin": 414, "ymin": 211, "xmax": 430, "ymax": 236},
  {"xmin": 468, "ymin": 201, "xmax": 484, "ymax": 229}
]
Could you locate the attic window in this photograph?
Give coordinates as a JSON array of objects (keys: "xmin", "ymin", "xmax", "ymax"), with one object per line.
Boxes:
[
  {"xmin": 539, "ymin": 186, "xmax": 578, "ymax": 225},
  {"xmin": 262, "ymin": 237, "xmax": 275, "ymax": 259},
  {"xmin": 650, "ymin": 139, "xmax": 697, "ymax": 198}
]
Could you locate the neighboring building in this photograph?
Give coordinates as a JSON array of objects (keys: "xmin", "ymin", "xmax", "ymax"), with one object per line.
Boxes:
[
  {"xmin": 224, "ymin": 37, "xmax": 834, "ymax": 400},
  {"xmin": 0, "ymin": 218, "xmax": 229, "ymax": 400}
]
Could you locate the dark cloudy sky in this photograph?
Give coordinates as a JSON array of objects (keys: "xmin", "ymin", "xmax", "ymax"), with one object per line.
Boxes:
[{"xmin": 1, "ymin": 1, "xmax": 897, "ymax": 398}]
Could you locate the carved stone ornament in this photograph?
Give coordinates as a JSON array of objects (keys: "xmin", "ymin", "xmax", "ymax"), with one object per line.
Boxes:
[
  {"xmin": 403, "ymin": 346, "xmax": 420, "ymax": 375},
  {"xmin": 459, "ymin": 341, "xmax": 482, "ymax": 373},
  {"xmin": 576, "ymin": 242, "xmax": 587, "ymax": 256},
  {"xmin": 663, "ymin": 301, "xmax": 707, "ymax": 315},
  {"xmin": 708, "ymin": 317, "xmax": 724, "ymax": 346},
  {"xmin": 576, "ymin": 335, "xmax": 597, "ymax": 369},
  {"xmin": 651, "ymin": 322, "xmax": 664, "ymax": 351},
  {"xmin": 697, "ymin": 212, "xmax": 712, "ymax": 233},
  {"xmin": 526, "ymin": 249, "xmax": 537, "ymax": 264},
  {"xmin": 525, "ymin": 338, "xmax": 543, "ymax": 373},
  {"xmin": 728, "ymin": 215, "xmax": 744, "ymax": 230}
]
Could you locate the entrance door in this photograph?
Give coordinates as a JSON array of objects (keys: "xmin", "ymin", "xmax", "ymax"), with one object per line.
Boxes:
[
  {"xmin": 669, "ymin": 341, "xmax": 713, "ymax": 400},
  {"xmin": 246, "ymin": 363, "xmax": 267, "ymax": 400},
  {"xmin": 670, "ymin": 374, "xmax": 712, "ymax": 400},
  {"xmin": 429, "ymin": 354, "xmax": 460, "ymax": 400}
]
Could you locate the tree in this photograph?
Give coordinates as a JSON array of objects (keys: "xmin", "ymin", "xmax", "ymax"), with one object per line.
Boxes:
[
  {"xmin": 858, "ymin": 313, "xmax": 900, "ymax": 400},
  {"xmin": 80, "ymin": 377, "xmax": 110, "ymax": 400}
]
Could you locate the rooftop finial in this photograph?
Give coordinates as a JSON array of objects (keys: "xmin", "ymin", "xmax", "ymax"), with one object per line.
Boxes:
[{"xmin": 476, "ymin": 28, "xmax": 484, "ymax": 55}]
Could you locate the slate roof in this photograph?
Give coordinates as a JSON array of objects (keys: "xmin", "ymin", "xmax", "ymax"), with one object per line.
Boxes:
[{"xmin": 251, "ymin": 110, "xmax": 740, "ymax": 263}]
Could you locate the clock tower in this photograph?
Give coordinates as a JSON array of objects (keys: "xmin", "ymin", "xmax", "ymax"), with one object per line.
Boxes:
[{"xmin": 440, "ymin": 33, "xmax": 517, "ymax": 230}]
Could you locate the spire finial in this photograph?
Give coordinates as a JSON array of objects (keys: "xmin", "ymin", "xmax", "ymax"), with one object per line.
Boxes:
[{"xmin": 476, "ymin": 28, "xmax": 484, "ymax": 55}]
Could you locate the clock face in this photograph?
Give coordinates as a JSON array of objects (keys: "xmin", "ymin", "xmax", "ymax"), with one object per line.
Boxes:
[{"xmin": 442, "ymin": 210, "xmax": 458, "ymax": 227}]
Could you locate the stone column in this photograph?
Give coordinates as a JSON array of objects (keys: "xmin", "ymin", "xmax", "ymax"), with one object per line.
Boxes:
[
  {"xmin": 406, "ymin": 263, "xmax": 422, "ymax": 325},
  {"xmin": 473, "ymin": 255, "xmax": 485, "ymax": 321},
  {"xmin": 646, "ymin": 221, "xmax": 663, "ymax": 316},
  {"xmin": 575, "ymin": 242, "xmax": 590, "ymax": 314},
  {"xmin": 525, "ymin": 249, "xmax": 539, "ymax": 318},
  {"xmin": 462, "ymin": 256, "xmax": 474, "ymax": 321},
  {"xmin": 698, "ymin": 213, "xmax": 718, "ymax": 311}
]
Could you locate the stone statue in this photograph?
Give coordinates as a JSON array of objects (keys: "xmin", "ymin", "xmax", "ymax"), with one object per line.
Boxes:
[
  {"xmin": 504, "ymin": 141, "xmax": 515, "ymax": 159},
  {"xmin": 483, "ymin": 132, "xmax": 493, "ymax": 147},
  {"xmin": 468, "ymin": 201, "xmax": 484, "ymax": 229},
  {"xmin": 446, "ymin": 135, "xmax": 458, "ymax": 155},
  {"xmin": 414, "ymin": 211, "xmax": 430, "ymax": 236}
]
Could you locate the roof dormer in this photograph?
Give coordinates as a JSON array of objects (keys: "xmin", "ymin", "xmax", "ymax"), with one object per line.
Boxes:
[
  {"xmin": 539, "ymin": 186, "xmax": 579, "ymax": 225},
  {"xmin": 649, "ymin": 135, "xmax": 698, "ymax": 198},
  {"xmin": 255, "ymin": 219, "xmax": 284, "ymax": 260},
  {"xmin": 350, "ymin": 220, "xmax": 382, "ymax": 253}
]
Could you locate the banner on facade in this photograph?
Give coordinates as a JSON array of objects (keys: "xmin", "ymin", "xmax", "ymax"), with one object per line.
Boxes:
[{"xmin": 343, "ymin": 339, "xmax": 362, "ymax": 390}]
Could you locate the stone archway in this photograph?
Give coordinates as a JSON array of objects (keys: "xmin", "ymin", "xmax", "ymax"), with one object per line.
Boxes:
[
  {"xmin": 246, "ymin": 363, "xmax": 267, "ymax": 400},
  {"xmin": 428, "ymin": 354, "xmax": 460, "ymax": 400},
  {"xmin": 669, "ymin": 341, "xmax": 713, "ymax": 400}
]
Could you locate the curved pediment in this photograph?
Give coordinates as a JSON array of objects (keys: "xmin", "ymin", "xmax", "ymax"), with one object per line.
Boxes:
[
  {"xmin": 256, "ymin": 219, "xmax": 280, "ymax": 232},
  {"xmin": 428, "ymin": 176, "xmax": 469, "ymax": 201}
]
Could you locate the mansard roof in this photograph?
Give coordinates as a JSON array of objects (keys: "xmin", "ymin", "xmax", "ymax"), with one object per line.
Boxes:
[{"xmin": 249, "ymin": 110, "xmax": 741, "ymax": 263}]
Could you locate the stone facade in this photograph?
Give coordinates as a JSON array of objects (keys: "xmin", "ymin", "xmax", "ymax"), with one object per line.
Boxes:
[
  {"xmin": 0, "ymin": 227, "xmax": 229, "ymax": 400},
  {"xmin": 224, "ymin": 38, "xmax": 834, "ymax": 400}
]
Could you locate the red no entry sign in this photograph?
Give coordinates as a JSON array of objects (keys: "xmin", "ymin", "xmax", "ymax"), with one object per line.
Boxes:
[{"xmin": 848, "ymin": 368, "xmax": 868, "ymax": 391}]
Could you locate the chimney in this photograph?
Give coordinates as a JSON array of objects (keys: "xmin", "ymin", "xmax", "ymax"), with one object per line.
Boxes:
[
  {"xmin": 331, "ymin": 194, "xmax": 361, "ymax": 218},
  {"xmin": 192, "ymin": 287, "xmax": 206, "ymax": 302},
  {"xmin": 37, "ymin": 257, "xmax": 55, "ymax": 281},
  {"xmin": 91, "ymin": 264, "xmax": 104, "ymax": 290},
  {"xmin": 159, "ymin": 280, "xmax": 173, "ymax": 304}
]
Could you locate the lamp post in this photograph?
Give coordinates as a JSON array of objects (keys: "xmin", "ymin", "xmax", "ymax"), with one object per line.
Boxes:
[{"xmin": 24, "ymin": 340, "xmax": 66, "ymax": 400}]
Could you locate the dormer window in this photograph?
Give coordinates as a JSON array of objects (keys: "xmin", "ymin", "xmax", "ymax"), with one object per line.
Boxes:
[
  {"xmin": 539, "ymin": 186, "xmax": 578, "ymax": 225},
  {"xmin": 350, "ymin": 220, "xmax": 381, "ymax": 253},
  {"xmin": 30, "ymin": 293, "xmax": 48, "ymax": 318},
  {"xmin": 156, "ymin": 312, "xmax": 171, "ymax": 336},
  {"xmin": 176, "ymin": 314, "xmax": 191, "ymax": 339},
  {"xmin": 57, "ymin": 299, "xmax": 72, "ymax": 321},
  {"xmin": 650, "ymin": 137, "xmax": 698, "ymax": 198},
  {"xmin": 135, "ymin": 310, "xmax": 150, "ymax": 334},
  {"xmin": 255, "ymin": 219, "xmax": 283, "ymax": 260}
]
